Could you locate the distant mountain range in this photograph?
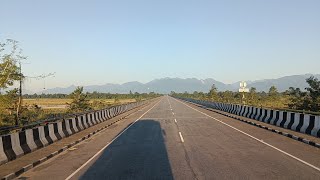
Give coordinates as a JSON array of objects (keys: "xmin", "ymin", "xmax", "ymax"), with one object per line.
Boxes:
[{"xmin": 35, "ymin": 74, "xmax": 319, "ymax": 94}]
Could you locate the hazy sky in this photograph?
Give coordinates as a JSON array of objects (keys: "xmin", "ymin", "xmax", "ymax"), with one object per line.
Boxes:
[{"xmin": 1, "ymin": 0, "xmax": 320, "ymax": 92}]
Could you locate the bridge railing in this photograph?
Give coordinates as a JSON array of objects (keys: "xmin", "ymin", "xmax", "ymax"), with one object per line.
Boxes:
[
  {"xmin": 176, "ymin": 97, "xmax": 320, "ymax": 138},
  {"xmin": 0, "ymin": 99, "xmax": 150, "ymax": 165}
]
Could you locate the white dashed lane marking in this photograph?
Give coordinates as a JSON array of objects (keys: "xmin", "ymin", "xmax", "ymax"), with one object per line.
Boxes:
[{"xmin": 179, "ymin": 132, "xmax": 185, "ymax": 143}]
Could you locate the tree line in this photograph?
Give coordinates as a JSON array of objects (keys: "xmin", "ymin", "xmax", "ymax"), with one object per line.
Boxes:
[
  {"xmin": 23, "ymin": 90, "xmax": 159, "ymax": 100},
  {"xmin": 172, "ymin": 76, "xmax": 320, "ymax": 113},
  {"xmin": 65, "ymin": 87, "xmax": 160, "ymax": 113}
]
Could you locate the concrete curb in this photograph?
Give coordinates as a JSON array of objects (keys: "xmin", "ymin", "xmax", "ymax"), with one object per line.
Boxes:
[
  {"xmin": 1, "ymin": 103, "xmax": 149, "ymax": 180},
  {"xmin": 186, "ymin": 101, "xmax": 320, "ymax": 149}
]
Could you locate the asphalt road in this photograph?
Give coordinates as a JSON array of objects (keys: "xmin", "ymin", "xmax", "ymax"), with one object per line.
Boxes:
[{"xmin": 18, "ymin": 96, "xmax": 320, "ymax": 180}]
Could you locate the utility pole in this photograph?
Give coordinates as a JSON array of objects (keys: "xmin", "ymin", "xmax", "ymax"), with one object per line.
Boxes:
[
  {"xmin": 16, "ymin": 62, "xmax": 22, "ymax": 125},
  {"xmin": 14, "ymin": 61, "xmax": 55, "ymax": 126}
]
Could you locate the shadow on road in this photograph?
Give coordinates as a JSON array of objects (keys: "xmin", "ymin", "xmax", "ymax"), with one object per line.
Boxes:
[{"xmin": 79, "ymin": 120, "xmax": 173, "ymax": 180}]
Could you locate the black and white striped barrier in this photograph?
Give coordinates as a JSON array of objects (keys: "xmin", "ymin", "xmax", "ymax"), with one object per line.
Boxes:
[
  {"xmin": 185, "ymin": 100, "xmax": 320, "ymax": 149},
  {"xmin": 178, "ymin": 98, "xmax": 320, "ymax": 138},
  {"xmin": 0, "ymin": 101, "xmax": 146, "ymax": 165}
]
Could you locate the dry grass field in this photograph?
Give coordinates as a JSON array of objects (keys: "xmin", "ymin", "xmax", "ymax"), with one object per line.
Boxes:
[
  {"xmin": 23, "ymin": 98, "xmax": 136, "ymax": 109},
  {"xmin": 24, "ymin": 99, "xmax": 73, "ymax": 106}
]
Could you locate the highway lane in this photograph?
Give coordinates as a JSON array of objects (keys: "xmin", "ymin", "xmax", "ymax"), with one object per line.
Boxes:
[
  {"xmin": 16, "ymin": 99, "xmax": 162, "ymax": 180},
  {"xmin": 169, "ymin": 97, "xmax": 320, "ymax": 179},
  {"xmin": 19, "ymin": 96, "xmax": 320, "ymax": 179}
]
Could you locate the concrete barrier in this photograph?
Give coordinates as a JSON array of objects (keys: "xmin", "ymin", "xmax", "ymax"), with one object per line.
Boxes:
[
  {"xmin": 0, "ymin": 101, "xmax": 146, "ymax": 165},
  {"xmin": 179, "ymin": 98, "xmax": 320, "ymax": 138}
]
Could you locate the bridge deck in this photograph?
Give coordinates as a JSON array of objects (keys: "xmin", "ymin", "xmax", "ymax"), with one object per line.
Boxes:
[{"xmin": 7, "ymin": 96, "xmax": 320, "ymax": 179}]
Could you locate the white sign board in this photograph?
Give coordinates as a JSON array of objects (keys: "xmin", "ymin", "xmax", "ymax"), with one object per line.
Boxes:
[
  {"xmin": 239, "ymin": 88, "xmax": 249, "ymax": 93},
  {"xmin": 240, "ymin": 81, "xmax": 247, "ymax": 88}
]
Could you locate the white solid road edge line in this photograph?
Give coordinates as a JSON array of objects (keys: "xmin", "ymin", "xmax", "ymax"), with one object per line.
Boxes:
[
  {"xmin": 172, "ymin": 97, "xmax": 320, "ymax": 173},
  {"xmin": 179, "ymin": 132, "xmax": 185, "ymax": 143},
  {"xmin": 65, "ymin": 98, "xmax": 162, "ymax": 180}
]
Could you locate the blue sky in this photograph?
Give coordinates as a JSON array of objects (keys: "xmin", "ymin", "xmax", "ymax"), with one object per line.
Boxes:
[{"xmin": 1, "ymin": 0, "xmax": 320, "ymax": 92}]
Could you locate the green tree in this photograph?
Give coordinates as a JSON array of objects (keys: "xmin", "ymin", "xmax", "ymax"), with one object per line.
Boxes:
[
  {"xmin": 198, "ymin": 92, "xmax": 206, "ymax": 100},
  {"xmin": 286, "ymin": 76, "xmax": 320, "ymax": 112},
  {"xmin": 0, "ymin": 89, "xmax": 19, "ymax": 125},
  {"xmin": 208, "ymin": 84, "xmax": 219, "ymax": 101},
  {"xmin": 287, "ymin": 87, "xmax": 306, "ymax": 110},
  {"xmin": 248, "ymin": 87, "xmax": 258, "ymax": 105},
  {"xmin": 305, "ymin": 76, "xmax": 320, "ymax": 111},
  {"xmin": 269, "ymin": 86, "xmax": 278, "ymax": 96},
  {"xmin": 0, "ymin": 39, "xmax": 25, "ymax": 90},
  {"xmin": 193, "ymin": 91, "xmax": 199, "ymax": 98},
  {"xmin": 170, "ymin": 91, "xmax": 176, "ymax": 96},
  {"xmin": 219, "ymin": 91, "xmax": 234, "ymax": 103},
  {"xmin": 0, "ymin": 39, "xmax": 26, "ymax": 125},
  {"xmin": 68, "ymin": 87, "xmax": 91, "ymax": 112}
]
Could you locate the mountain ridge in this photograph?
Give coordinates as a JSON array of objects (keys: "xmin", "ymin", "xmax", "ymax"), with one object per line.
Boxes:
[{"xmin": 34, "ymin": 74, "xmax": 320, "ymax": 94}]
